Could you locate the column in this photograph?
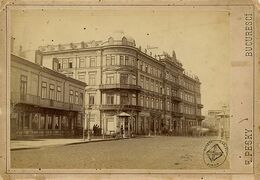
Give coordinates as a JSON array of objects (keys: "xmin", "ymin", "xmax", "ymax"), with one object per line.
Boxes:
[
  {"xmin": 122, "ymin": 117, "xmax": 125, "ymax": 138},
  {"xmin": 154, "ymin": 118, "xmax": 156, "ymax": 135},
  {"xmin": 38, "ymin": 113, "xmax": 41, "ymax": 130},
  {"xmin": 52, "ymin": 114, "xmax": 56, "ymax": 130},
  {"xmin": 128, "ymin": 117, "xmax": 131, "ymax": 137},
  {"xmin": 147, "ymin": 117, "xmax": 150, "ymax": 136},
  {"xmin": 45, "ymin": 114, "xmax": 48, "ymax": 130},
  {"xmin": 29, "ymin": 113, "xmax": 32, "ymax": 129},
  {"xmin": 169, "ymin": 118, "xmax": 171, "ymax": 131},
  {"xmin": 22, "ymin": 113, "xmax": 26, "ymax": 129},
  {"xmin": 59, "ymin": 115, "xmax": 62, "ymax": 130}
]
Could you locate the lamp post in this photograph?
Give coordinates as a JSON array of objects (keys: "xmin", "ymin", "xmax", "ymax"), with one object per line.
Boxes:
[
  {"xmin": 102, "ymin": 113, "xmax": 105, "ymax": 139},
  {"xmin": 83, "ymin": 107, "xmax": 86, "ymax": 141},
  {"xmin": 87, "ymin": 106, "xmax": 92, "ymax": 141}
]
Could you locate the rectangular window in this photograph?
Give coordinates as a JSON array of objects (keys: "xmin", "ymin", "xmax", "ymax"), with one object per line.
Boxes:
[
  {"xmin": 132, "ymin": 75, "xmax": 136, "ymax": 85},
  {"xmin": 125, "ymin": 56, "xmax": 129, "ymax": 65},
  {"xmin": 111, "ymin": 55, "xmax": 116, "ymax": 65},
  {"xmin": 68, "ymin": 59, "xmax": 73, "ymax": 68},
  {"xmin": 89, "ymin": 73, "xmax": 96, "ymax": 85},
  {"xmin": 49, "ymin": 84, "xmax": 55, "ymax": 100},
  {"xmin": 120, "ymin": 93, "xmax": 129, "ymax": 105},
  {"xmin": 89, "ymin": 94, "xmax": 95, "ymax": 105},
  {"xmin": 90, "ymin": 57, "xmax": 96, "ymax": 67},
  {"xmin": 75, "ymin": 91, "xmax": 79, "ymax": 104},
  {"xmin": 150, "ymin": 79, "xmax": 154, "ymax": 91},
  {"xmin": 120, "ymin": 55, "xmax": 124, "ymax": 65},
  {"xmin": 156, "ymin": 99, "xmax": 159, "ymax": 109},
  {"xmin": 140, "ymin": 75, "xmax": 144, "ymax": 88},
  {"xmin": 106, "ymin": 55, "xmax": 111, "ymax": 66},
  {"xmin": 140, "ymin": 95, "xmax": 144, "ymax": 107},
  {"xmin": 166, "ymin": 87, "xmax": 170, "ymax": 96},
  {"xmin": 106, "ymin": 93, "xmax": 114, "ymax": 105},
  {"xmin": 151, "ymin": 98, "xmax": 154, "ymax": 108},
  {"xmin": 69, "ymin": 90, "xmax": 74, "ymax": 103},
  {"xmin": 145, "ymin": 77, "xmax": 149, "ymax": 90},
  {"xmin": 53, "ymin": 59, "xmax": 58, "ymax": 71},
  {"xmin": 57, "ymin": 86, "xmax": 62, "ymax": 102},
  {"xmin": 106, "ymin": 74, "xmax": 114, "ymax": 84},
  {"xmin": 146, "ymin": 97, "xmax": 149, "ymax": 108},
  {"xmin": 145, "ymin": 65, "xmax": 148, "ymax": 73},
  {"xmin": 78, "ymin": 73, "xmax": 86, "ymax": 82},
  {"xmin": 62, "ymin": 58, "xmax": 68, "ymax": 69},
  {"xmin": 139, "ymin": 61, "xmax": 143, "ymax": 70},
  {"xmin": 41, "ymin": 82, "xmax": 47, "ymax": 98},
  {"xmin": 132, "ymin": 94, "xmax": 136, "ymax": 105},
  {"xmin": 155, "ymin": 82, "xmax": 158, "ymax": 92},
  {"xmin": 79, "ymin": 57, "xmax": 86, "ymax": 68},
  {"xmin": 79, "ymin": 93, "xmax": 83, "ymax": 105},
  {"xmin": 120, "ymin": 74, "xmax": 128, "ymax": 84},
  {"xmin": 20, "ymin": 75, "xmax": 27, "ymax": 96}
]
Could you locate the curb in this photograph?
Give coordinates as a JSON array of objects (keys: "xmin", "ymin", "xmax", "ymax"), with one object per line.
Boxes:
[{"xmin": 11, "ymin": 136, "xmax": 152, "ymax": 151}]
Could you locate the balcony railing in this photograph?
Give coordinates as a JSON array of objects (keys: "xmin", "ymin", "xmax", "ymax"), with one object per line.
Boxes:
[
  {"xmin": 11, "ymin": 92, "xmax": 83, "ymax": 112},
  {"xmin": 100, "ymin": 104, "xmax": 143, "ymax": 112},
  {"xmin": 171, "ymin": 95, "xmax": 182, "ymax": 102},
  {"xmin": 183, "ymin": 114, "xmax": 197, "ymax": 119},
  {"xmin": 99, "ymin": 84, "xmax": 141, "ymax": 91},
  {"xmin": 196, "ymin": 115, "xmax": 205, "ymax": 120},
  {"xmin": 19, "ymin": 94, "xmax": 40, "ymax": 105},
  {"xmin": 172, "ymin": 111, "xmax": 183, "ymax": 117},
  {"xmin": 197, "ymin": 103, "xmax": 204, "ymax": 108}
]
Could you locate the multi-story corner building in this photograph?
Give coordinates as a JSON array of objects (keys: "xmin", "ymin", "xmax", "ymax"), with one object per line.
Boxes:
[
  {"xmin": 11, "ymin": 54, "xmax": 86, "ymax": 139},
  {"xmin": 35, "ymin": 35, "xmax": 204, "ymax": 136}
]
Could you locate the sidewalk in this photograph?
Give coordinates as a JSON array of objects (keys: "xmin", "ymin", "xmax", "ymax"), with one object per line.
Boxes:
[{"xmin": 11, "ymin": 135, "xmax": 150, "ymax": 151}]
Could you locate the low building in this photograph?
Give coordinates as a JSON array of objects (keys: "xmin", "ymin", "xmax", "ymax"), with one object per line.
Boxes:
[
  {"xmin": 34, "ymin": 35, "xmax": 204, "ymax": 136},
  {"xmin": 10, "ymin": 54, "xmax": 86, "ymax": 139}
]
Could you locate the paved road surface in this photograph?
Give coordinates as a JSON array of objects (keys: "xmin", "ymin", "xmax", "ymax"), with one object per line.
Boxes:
[{"xmin": 11, "ymin": 136, "xmax": 229, "ymax": 170}]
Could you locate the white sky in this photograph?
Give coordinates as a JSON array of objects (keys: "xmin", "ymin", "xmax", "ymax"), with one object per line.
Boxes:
[{"xmin": 10, "ymin": 6, "xmax": 231, "ymax": 114}]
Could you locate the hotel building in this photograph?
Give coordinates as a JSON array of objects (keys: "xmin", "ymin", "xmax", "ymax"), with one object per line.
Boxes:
[
  {"xmin": 35, "ymin": 35, "xmax": 204, "ymax": 136},
  {"xmin": 11, "ymin": 54, "xmax": 86, "ymax": 139}
]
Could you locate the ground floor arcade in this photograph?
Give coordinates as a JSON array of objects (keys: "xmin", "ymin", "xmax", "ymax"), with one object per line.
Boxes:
[
  {"xmin": 11, "ymin": 104, "xmax": 84, "ymax": 139},
  {"xmin": 87, "ymin": 109, "xmax": 202, "ymax": 137}
]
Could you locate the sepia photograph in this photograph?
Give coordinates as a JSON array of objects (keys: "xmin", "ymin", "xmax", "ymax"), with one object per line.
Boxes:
[{"xmin": 2, "ymin": 2, "xmax": 255, "ymax": 174}]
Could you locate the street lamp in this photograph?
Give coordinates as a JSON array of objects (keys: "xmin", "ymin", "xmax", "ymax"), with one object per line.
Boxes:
[
  {"xmin": 83, "ymin": 107, "xmax": 86, "ymax": 141},
  {"xmin": 87, "ymin": 106, "xmax": 92, "ymax": 141}
]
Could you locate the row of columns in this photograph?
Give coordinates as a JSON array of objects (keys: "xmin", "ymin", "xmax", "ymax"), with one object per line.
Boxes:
[{"xmin": 17, "ymin": 111, "xmax": 77, "ymax": 131}]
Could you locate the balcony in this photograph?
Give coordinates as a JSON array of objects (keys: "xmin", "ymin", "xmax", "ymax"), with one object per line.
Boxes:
[
  {"xmin": 183, "ymin": 114, "xmax": 197, "ymax": 119},
  {"xmin": 12, "ymin": 93, "xmax": 40, "ymax": 106},
  {"xmin": 197, "ymin": 115, "xmax": 205, "ymax": 120},
  {"xmin": 172, "ymin": 111, "xmax": 183, "ymax": 117},
  {"xmin": 171, "ymin": 95, "xmax": 182, "ymax": 102},
  {"xmin": 11, "ymin": 92, "xmax": 83, "ymax": 112},
  {"xmin": 69, "ymin": 103, "xmax": 84, "ymax": 111},
  {"xmin": 100, "ymin": 104, "xmax": 143, "ymax": 112},
  {"xmin": 197, "ymin": 103, "xmax": 204, "ymax": 108},
  {"xmin": 99, "ymin": 84, "xmax": 141, "ymax": 91}
]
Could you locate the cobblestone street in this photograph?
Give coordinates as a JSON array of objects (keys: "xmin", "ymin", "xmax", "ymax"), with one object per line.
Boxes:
[{"xmin": 11, "ymin": 136, "xmax": 229, "ymax": 170}]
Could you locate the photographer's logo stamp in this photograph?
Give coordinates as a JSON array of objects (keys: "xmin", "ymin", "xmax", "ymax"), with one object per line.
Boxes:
[{"xmin": 203, "ymin": 140, "xmax": 228, "ymax": 168}]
